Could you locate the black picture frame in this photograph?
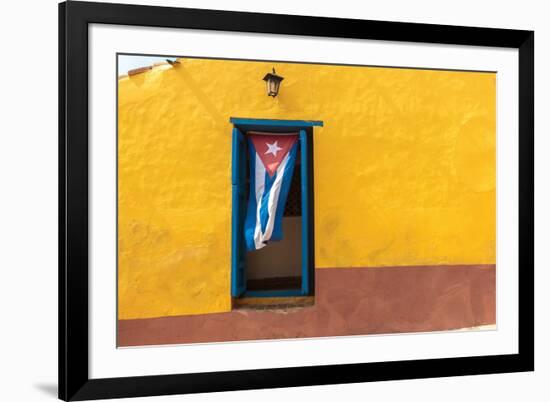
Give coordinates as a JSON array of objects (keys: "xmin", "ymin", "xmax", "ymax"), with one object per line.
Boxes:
[{"xmin": 59, "ymin": 1, "xmax": 534, "ymax": 400}]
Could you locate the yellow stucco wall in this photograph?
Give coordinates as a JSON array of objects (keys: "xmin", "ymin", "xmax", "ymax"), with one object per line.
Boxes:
[{"xmin": 118, "ymin": 58, "xmax": 495, "ymax": 319}]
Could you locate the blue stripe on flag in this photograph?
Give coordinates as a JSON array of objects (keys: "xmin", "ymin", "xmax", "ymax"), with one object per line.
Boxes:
[{"xmin": 259, "ymin": 173, "xmax": 276, "ymax": 233}]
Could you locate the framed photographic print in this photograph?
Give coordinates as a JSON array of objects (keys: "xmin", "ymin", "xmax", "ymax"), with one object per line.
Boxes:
[{"xmin": 59, "ymin": 1, "xmax": 534, "ymax": 400}]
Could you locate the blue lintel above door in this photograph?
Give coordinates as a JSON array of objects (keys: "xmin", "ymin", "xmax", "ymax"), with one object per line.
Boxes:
[{"xmin": 230, "ymin": 117, "xmax": 323, "ymax": 133}]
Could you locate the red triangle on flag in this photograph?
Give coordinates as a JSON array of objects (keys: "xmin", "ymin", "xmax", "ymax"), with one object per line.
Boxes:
[{"xmin": 249, "ymin": 132, "xmax": 298, "ymax": 177}]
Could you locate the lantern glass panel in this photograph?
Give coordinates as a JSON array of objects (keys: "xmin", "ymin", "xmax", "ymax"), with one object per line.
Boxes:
[{"xmin": 273, "ymin": 80, "xmax": 280, "ymax": 95}]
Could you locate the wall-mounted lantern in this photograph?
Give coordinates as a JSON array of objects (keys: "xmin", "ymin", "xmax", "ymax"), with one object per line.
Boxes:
[{"xmin": 263, "ymin": 68, "xmax": 284, "ymax": 97}]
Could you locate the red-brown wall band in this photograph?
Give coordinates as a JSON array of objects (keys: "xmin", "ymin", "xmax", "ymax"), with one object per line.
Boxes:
[{"xmin": 118, "ymin": 264, "xmax": 495, "ymax": 347}]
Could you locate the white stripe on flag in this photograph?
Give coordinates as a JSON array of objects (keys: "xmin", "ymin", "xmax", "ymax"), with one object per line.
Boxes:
[{"xmin": 253, "ymin": 153, "xmax": 266, "ymax": 250}]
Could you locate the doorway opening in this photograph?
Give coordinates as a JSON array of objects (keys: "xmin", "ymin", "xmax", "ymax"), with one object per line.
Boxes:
[{"xmin": 245, "ymin": 143, "xmax": 302, "ymax": 293}]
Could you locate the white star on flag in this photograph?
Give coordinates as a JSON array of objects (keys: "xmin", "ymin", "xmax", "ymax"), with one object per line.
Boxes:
[{"xmin": 265, "ymin": 141, "xmax": 283, "ymax": 157}]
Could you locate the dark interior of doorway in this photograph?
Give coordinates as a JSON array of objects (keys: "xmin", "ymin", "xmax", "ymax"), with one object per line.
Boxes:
[{"xmin": 245, "ymin": 134, "xmax": 302, "ymax": 292}]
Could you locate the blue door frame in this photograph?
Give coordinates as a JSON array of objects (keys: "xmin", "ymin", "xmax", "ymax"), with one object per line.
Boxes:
[{"xmin": 230, "ymin": 118, "xmax": 323, "ymax": 298}]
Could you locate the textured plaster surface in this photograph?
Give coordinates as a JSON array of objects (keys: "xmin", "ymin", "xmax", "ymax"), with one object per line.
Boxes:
[{"xmin": 118, "ymin": 58, "xmax": 496, "ymax": 319}]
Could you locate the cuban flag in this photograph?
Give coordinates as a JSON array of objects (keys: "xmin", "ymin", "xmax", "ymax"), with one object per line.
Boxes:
[{"xmin": 244, "ymin": 132, "xmax": 299, "ymax": 251}]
